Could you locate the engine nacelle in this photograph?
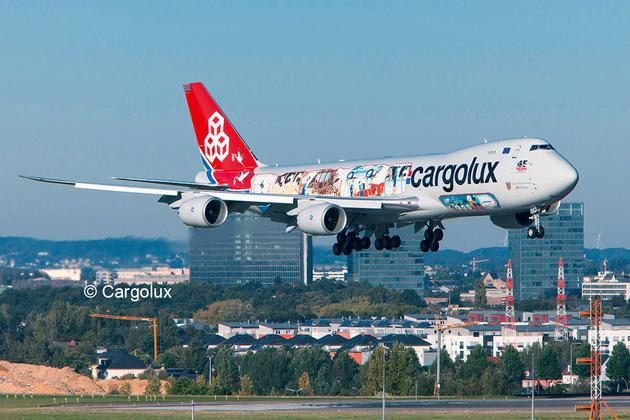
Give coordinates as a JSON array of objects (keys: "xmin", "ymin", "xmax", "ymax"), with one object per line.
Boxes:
[
  {"xmin": 178, "ymin": 196, "xmax": 228, "ymax": 228},
  {"xmin": 490, "ymin": 211, "xmax": 531, "ymax": 229},
  {"xmin": 296, "ymin": 203, "xmax": 347, "ymax": 235}
]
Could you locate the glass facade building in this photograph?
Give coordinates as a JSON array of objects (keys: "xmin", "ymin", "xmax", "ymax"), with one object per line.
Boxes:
[
  {"xmin": 189, "ymin": 212, "xmax": 312, "ymax": 286},
  {"xmin": 347, "ymin": 226, "xmax": 425, "ymax": 292},
  {"xmin": 508, "ymin": 202, "xmax": 584, "ymax": 299}
]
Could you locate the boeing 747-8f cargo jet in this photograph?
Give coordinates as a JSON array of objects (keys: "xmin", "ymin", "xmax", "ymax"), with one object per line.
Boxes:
[{"xmin": 22, "ymin": 82, "xmax": 579, "ymax": 255}]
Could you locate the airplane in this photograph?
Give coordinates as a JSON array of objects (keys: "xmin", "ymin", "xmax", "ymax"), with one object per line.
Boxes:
[{"xmin": 21, "ymin": 82, "xmax": 579, "ymax": 256}]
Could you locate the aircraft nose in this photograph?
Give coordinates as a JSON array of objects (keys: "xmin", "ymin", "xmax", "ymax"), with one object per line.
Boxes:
[{"xmin": 557, "ymin": 158, "xmax": 579, "ymax": 195}]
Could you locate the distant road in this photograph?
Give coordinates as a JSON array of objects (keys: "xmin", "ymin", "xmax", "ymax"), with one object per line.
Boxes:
[{"xmin": 59, "ymin": 396, "xmax": 630, "ymax": 413}]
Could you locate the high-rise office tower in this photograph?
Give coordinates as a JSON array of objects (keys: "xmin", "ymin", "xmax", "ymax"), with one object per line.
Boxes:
[
  {"xmin": 509, "ymin": 202, "xmax": 584, "ymax": 299},
  {"xmin": 189, "ymin": 212, "xmax": 312, "ymax": 286},
  {"xmin": 347, "ymin": 226, "xmax": 425, "ymax": 292}
]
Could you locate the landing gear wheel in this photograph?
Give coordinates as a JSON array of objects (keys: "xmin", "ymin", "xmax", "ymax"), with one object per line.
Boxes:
[
  {"xmin": 527, "ymin": 226, "xmax": 539, "ymax": 239},
  {"xmin": 374, "ymin": 238, "xmax": 384, "ymax": 250},
  {"xmin": 332, "ymin": 243, "xmax": 342, "ymax": 256},
  {"xmin": 384, "ymin": 236, "xmax": 393, "ymax": 250},
  {"xmin": 342, "ymin": 245, "xmax": 353, "ymax": 256},
  {"xmin": 430, "ymin": 240, "xmax": 440, "ymax": 252},
  {"xmin": 537, "ymin": 226, "xmax": 545, "ymax": 238},
  {"xmin": 391, "ymin": 235, "xmax": 401, "ymax": 248},
  {"xmin": 361, "ymin": 237, "xmax": 371, "ymax": 249},
  {"xmin": 353, "ymin": 237, "xmax": 363, "ymax": 251},
  {"xmin": 337, "ymin": 232, "xmax": 347, "ymax": 245},
  {"xmin": 424, "ymin": 229, "xmax": 434, "ymax": 241},
  {"xmin": 433, "ymin": 228, "xmax": 444, "ymax": 241},
  {"xmin": 420, "ymin": 240, "xmax": 430, "ymax": 252}
]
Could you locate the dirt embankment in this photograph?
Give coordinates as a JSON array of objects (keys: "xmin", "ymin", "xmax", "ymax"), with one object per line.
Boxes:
[{"xmin": 0, "ymin": 361, "xmax": 165, "ymax": 395}]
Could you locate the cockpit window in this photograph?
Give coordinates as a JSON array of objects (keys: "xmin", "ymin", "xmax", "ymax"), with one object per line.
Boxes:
[{"xmin": 530, "ymin": 144, "xmax": 554, "ymax": 151}]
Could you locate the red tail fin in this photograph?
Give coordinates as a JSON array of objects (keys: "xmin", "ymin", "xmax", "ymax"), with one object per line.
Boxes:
[{"xmin": 184, "ymin": 83, "xmax": 259, "ymax": 189}]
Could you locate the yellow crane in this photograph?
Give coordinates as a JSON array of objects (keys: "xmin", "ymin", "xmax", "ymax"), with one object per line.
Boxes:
[
  {"xmin": 433, "ymin": 314, "xmax": 477, "ymax": 399},
  {"xmin": 89, "ymin": 313, "xmax": 159, "ymax": 361}
]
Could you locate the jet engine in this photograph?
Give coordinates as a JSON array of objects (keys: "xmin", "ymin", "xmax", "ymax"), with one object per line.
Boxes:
[
  {"xmin": 296, "ymin": 203, "xmax": 347, "ymax": 235},
  {"xmin": 490, "ymin": 211, "xmax": 532, "ymax": 229},
  {"xmin": 178, "ymin": 196, "xmax": 228, "ymax": 228}
]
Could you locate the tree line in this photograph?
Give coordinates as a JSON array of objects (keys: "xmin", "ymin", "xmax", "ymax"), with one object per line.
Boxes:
[{"xmin": 163, "ymin": 341, "xmax": 604, "ymax": 397}]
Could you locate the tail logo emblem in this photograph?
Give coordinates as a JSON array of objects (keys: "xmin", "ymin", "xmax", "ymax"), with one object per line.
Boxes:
[{"xmin": 204, "ymin": 112, "xmax": 230, "ymax": 163}]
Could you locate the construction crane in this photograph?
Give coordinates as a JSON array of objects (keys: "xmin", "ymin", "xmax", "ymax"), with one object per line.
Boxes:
[
  {"xmin": 433, "ymin": 314, "xmax": 477, "ymax": 399},
  {"xmin": 469, "ymin": 257, "xmax": 489, "ymax": 272},
  {"xmin": 89, "ymin": 313, "xmax": 159, "ymax": 361}
]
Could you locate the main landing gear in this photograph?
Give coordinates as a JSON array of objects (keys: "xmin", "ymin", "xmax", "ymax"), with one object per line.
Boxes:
[
  {"xmin": 526, "ymin": 211, "xmax": 545, "ymax": 239},
  {"xmin": 420, "ymin": 227, "xmax": 443, "ymax": 253},
  {"xmin": 332, "ymin": 229, "xmax": 401, "ymax": 255}
]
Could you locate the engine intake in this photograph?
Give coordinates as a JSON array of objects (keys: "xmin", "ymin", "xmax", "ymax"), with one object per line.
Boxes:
[
  {"xmin": 178, "ymin": 196, "xmax": 228, "ymax": 228},
  {"xmin": 297, "ymin": 203, "xmax": 347, "ymax": 235}
]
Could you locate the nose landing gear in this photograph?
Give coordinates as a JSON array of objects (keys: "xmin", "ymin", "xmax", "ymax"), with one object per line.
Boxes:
[{"xmin": 527, "ymin": 211, "xmax": 545, "ymax": 239}]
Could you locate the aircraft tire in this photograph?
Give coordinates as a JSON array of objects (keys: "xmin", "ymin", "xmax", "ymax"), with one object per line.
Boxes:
[
  {"xmin": 384, "ymin": 236, "xmax": 393, "ymax": 250},
  {"xmin": 430, "ymin": 240, "xmax": 440, "ymax": 252},
  {"xmin": 434, "ymin": 228, "xmax": 444, "ymax": 241},
  {"xmin": 424, "ymin": 229, "xmax": 433, "ymax": 241},
  {"xmin": 537, "ymin": 226, "xmax": 545, "ymax": 238},
  {"xmin": 391, "ymin": 235, "xmax": 401, "ymax": 248},
  {"xmin": 420, "ymin": 240, "xmax": 430, "ymax": 252},
  {"xmin": 342, "ymin": 245, "xmax": 353, "ymax": 256},
  {"xmin": 353, "ymin": 237, "xmax": 363, "ymax": 251},
  {"xmin": 361, "ymin": 237, "xmax": 371, "ymax": 249},
  {"xmin": 375, "ymin": 238, "xmax": 384, "ymax": 250},
  {"xmin": 527, "ymin": 226, "xmax": 539, "ymax": 239},
  {"xmin": 332, "ymin": 243, "xmax": 342, "ymax": 256},
  {"xmin": 337, "ymin": 232, "xmax": 347, "ymax": 245}
]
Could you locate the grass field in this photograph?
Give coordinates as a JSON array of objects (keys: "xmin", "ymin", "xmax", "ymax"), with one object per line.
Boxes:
[
  {"xmin": 0, "ymin": 395, "xmax": 627, "ymax": 420},
  {"xmin": 0, "ymin": 410, "xmax": 625, "ymax": 420}
]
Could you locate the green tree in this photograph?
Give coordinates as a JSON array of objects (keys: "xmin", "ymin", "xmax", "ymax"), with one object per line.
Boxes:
[
  {"xmin": 214, "ymin": 345, "xmax": 240, "ymax": 394},
  {"xmin": 460, "ymin": 346, "xmax": 490, "ymax": 380},
  {"xmin": 429, "ymin": 349, "xmax": 454, "ymax": 375},
  {"xmin": 362, "ymin": 346, "xmax": 386, "ymax": 396},
  {"xmin": 239, "ymin": 374, "xmax": 253, "ymax": 395},
  {"xmin": 386, "ymin": 342, "xmax": 420, "ymax": 395},
  {"xmin": 500, "ymin": 345, "xmax": 525, "ymax": 394},
  {"xmin": 289, "ymin": 347, "xmax": 333, "ymax": 395},
  {"xmin": 193, "ymin": 299, "xmax": 254, "ymax": 324},
  {"xmin": 144, "ymin": 370, "xmax": 162, "ymax": 396},
  {"xmin": 474, "ymin": 279, "xmax": 487, "ymax": 309},
  {"xmin": 298, "ymin": 371, "xmax": 312, "ymax": 395},
  {"xmin": 480, "ymin": 365, "xmax": 505, "ymax": 395},
  {"xmin": 573, "ymin": 342, "xmax": 591, "ymax": 380},
  {"xmin": 536, "ymin": 344, "xmax": 562, "ymax": 379},
  {"xmin": 332, "ymin": 352, "xmax": 360, "ymax": 395},
  {"xmin": 606, "ymin": 342, "xmax": 630, "ymax": 391},
  {"xmin": 240, "ymin": 347, "xmax": 291, "ymax": 395}
]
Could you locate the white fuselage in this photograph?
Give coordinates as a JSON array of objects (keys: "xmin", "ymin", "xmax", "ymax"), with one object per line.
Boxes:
[{"xmin": 246, "ymin": 137, "xmax": 578, "ymax": 225}]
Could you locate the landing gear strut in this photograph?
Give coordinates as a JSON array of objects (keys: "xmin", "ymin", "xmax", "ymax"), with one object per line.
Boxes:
[
  {"xmin": 420, "ymin": 226, "xmax": 443, "ymax": 253},
  {"xmin": 527, "ymin": 211, "xmax": 545, "ymax": 239}
]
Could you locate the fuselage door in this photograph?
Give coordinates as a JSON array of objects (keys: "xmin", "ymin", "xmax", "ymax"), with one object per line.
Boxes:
[{"xmin": 511, "ymin": 145, "xmax": 521, "ymax": 159}]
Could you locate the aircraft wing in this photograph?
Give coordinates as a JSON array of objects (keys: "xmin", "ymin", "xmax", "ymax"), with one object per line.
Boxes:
[{"xmin": 20, "ymin": 175, "xmax": 420, "ymax": 212}]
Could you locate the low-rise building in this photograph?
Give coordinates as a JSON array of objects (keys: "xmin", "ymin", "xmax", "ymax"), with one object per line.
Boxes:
[
  {"xmin": 313, "ymin": 268, "xmax": 348, "ymax": 282},
  {"xmin": 582, "ymin": 271, "xmax": 629, "ymax": 301},
  {"xmin": 40, "ymin": 268, "xmax": 82, "ymax": 281},
  {"xmin": 91, "ymin": 349, "xmax": 147, "ymax": 380}
]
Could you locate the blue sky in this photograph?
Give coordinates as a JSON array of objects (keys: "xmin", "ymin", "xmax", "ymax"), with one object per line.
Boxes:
[{"xmin": 0, "ymin": 1, "xmax": 628, "ymax": 250}]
